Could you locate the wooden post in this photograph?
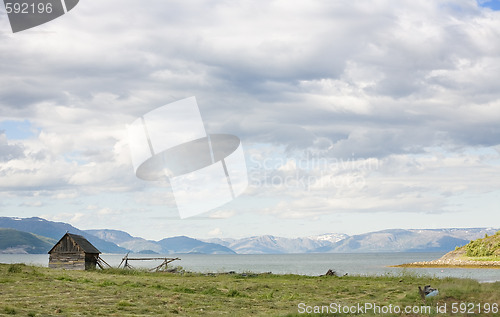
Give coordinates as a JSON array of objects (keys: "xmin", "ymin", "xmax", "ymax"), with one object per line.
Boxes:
[{"xmin": 418, "ymin": 286, "xmax": 426, "ymax": 302}]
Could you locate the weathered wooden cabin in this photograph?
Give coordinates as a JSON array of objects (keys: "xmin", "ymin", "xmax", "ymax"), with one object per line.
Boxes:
[{"xmin": 48, "ymin": 233, "xmax": 100, "ymax": 270}]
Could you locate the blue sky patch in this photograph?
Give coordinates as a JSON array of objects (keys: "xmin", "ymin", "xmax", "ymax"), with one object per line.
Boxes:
[
  {"xmin": 0, "ymin": 120, "xmax": 37, "ymax": 140},
  {"xmin": 478, "ymin": 0, "xmax": 500, "ymax": 10}
]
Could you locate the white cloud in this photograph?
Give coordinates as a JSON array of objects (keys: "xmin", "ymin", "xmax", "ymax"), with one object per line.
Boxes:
[
  {"xmin": 43, "ymin": 212, "xmax": 86, "ymax": 225},
  {"xmin": 1, "ymin": 0, "xmax": 500, "ymax": 237},
  {"xmin": 19, "ymin": 201, "xmax": 43, "ymax": 208},
  {"xmin": 209, "ymin": 209, "xmax": 236, "ymax": 219},
  {"xmin": 97, "ymin": 208, "xmax": 119, "ymax": 216},
  {"xmin": 207, "ymin": 227, "xmax": 223, "ymax": 237}
]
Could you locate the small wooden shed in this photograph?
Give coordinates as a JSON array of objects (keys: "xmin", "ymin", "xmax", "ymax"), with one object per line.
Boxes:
[{"xmin": 48, "ymin": 233, "xmax": 101, "ymax": 270}]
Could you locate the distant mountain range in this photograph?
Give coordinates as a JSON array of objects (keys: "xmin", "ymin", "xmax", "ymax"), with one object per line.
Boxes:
[
  {"xmin": 86, "ymin": 229, "xmax": 235, "ymax": 254},
  {"xmin": 204, "ymin": 233, "xmax": 348, "ymax": 254},
  {"xmin": 312, "ymin": 228, "xmax": 496, "ymax": 253},
  {"xmin": 0, "ymin": 216, "xmax": 497, "ymax": 255},
  {"xmin": 203, "ymin": 229, "xmax": 497, "ymax": 254},
  {"xmin": 0, "ymin": 217, "xmax": 127, "ymax": 253}
]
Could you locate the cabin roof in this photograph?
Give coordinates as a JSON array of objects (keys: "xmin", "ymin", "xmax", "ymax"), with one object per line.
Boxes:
[{"xmin": 48, "ymin": 233, "xmax": 101, "ymax": 254}]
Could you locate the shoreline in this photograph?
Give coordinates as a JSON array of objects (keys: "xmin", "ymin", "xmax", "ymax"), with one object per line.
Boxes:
[
  {"xmin": 393, "ymin": 249, "xmax": 500, "ymax": 269},
  {"xmin": 391, "ymin": 263, "xmax": 500, "ymax": 269}
]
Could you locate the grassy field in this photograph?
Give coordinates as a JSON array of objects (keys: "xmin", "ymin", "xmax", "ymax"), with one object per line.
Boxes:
[{"xmin": 0, "ymin": 263, "xmax": 499, "ymax": 316}]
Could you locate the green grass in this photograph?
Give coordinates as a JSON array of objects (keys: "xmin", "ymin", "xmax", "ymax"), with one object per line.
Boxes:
[{"xmin": 0, "ymin": 263, "xmax": 498, "ymax": 316}]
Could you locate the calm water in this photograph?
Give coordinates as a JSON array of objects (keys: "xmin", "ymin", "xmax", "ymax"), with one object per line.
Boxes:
[{"xmin": 1, "ymin": 253, "xmax": 499, "ymax": 283}]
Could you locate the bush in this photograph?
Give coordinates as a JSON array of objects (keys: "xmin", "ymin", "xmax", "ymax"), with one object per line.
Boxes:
[
  {"xmin": 7, "ymin": 264, "xmax": 24, "ymax": 274},
  {"xmin": 465, "ymin": 240, "xmax": 494, "ymax": 257},
  {"xmin": 227, "ymin": 289, "xmax": 241, "ymax": 297},
  {"xmin": 3, "ymin": 306, "xmax": 17, "ymax": 314}
]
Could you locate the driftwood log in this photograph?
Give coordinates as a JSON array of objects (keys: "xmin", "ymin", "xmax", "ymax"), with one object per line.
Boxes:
[{"xmin": 324, "ymin": 269, "xmax": 337, "ymax": 276}]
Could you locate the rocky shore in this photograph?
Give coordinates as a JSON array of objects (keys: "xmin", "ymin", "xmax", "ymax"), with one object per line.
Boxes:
[{"xmin": 393, "ymin": 250, "xmax": 500, "ymax": 268}]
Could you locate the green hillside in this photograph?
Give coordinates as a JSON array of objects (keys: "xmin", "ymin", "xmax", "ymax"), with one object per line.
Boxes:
[
  {"xmin": 462, "ymin": 230, "xmax": 500, "ymax": 259},
  {"xmin": 0, "ymin": 228, "xmax": 56, "ymax": 254}
]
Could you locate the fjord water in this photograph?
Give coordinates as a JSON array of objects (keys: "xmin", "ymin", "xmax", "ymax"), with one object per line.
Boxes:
[{"xmin": 1, "ymin": 253, "xmax": 498, "ymax": 282}]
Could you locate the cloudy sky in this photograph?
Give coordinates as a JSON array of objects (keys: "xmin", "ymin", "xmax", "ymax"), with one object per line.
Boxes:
[{"xmin": 1, "ymin": 0, "xmax": 500, "ymax": 240}]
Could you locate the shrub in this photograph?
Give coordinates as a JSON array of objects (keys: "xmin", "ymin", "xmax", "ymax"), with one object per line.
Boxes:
[
  {"xmin": 465, "ymin": 240, "xmax": 494, "ymax": 257},
  {"xmin": 3, "ymin": 306, "xmax": 17, "ymax": 314},
  {"xmin": 7, "ymin": 264, "xmax": 23, "ymax": 274}
]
